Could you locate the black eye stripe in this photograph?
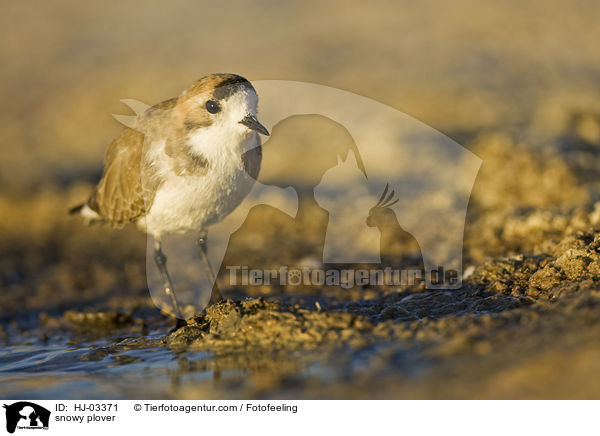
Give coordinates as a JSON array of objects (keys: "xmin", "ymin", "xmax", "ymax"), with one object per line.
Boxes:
[
  {"xmin": 212, "ymin": 78, "xmax": 253, "ymax": 101},
  {"xmin": 205, "ymin": 100, "xmax": 221, "ymax": 114}
]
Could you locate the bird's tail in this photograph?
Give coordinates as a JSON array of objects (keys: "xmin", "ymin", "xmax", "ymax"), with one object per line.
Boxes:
[
  {"xmin": 68, "ymin": 203, "xmax": 85, "ymax": 215},
  {"xmin": 68, "ymin": 202, "xmax": 103, "ymax": 224}
]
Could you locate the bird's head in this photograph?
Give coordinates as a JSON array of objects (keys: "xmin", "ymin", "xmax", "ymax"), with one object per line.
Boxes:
[{"xmin": 173, "ymin": 73, "xmax": 269, "ymax": 148}]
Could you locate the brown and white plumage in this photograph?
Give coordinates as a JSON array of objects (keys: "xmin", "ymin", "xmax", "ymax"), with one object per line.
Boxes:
[
  {"xmin": 70, "ymin": 73, "xmax": 269, "ymax": 319},
  {"xmin": 72, "ymin": 73, "xmax": 267, "ymax": 238}
]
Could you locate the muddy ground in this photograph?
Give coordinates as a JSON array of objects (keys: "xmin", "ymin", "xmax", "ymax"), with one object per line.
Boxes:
[
  {"xmin": 2, "ymin": 0, "xmax": 600, "ymax": 399},
  {"xmin": 2, "ymin": 117, "xmax": 600, "ymax": 398}
]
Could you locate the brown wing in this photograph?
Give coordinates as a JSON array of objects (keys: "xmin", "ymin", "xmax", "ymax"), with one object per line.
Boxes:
[
  {"xmin": 87, "ymin": 97, "xmax": 178, "ymax": 225},
  {"xmin": 87, "ymin": 128, "xmax": 149, "ymax": 225}
]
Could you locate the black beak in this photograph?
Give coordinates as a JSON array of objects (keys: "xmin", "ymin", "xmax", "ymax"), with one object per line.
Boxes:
[{"xmin": 240, "ymin": 114, "xmax": 269, "ymax": 136}]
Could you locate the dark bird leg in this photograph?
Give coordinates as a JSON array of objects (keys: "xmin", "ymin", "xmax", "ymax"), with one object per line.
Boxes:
[
  {"xmin": 197, "ymin": 230, "xmax": 223, "ymax": 305},
  {"xmin": 153, "ymin": 239, "xmax": 185, "ymax": 322}
]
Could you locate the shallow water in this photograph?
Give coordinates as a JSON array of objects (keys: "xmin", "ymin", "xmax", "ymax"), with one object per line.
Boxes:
[
  {"xmin": 0, "ymin": 334, "xmax": 257, "ymax": 400},
  {"xmin": 0, "ymin": 340, "xmax": 176, "ymax": 399}
]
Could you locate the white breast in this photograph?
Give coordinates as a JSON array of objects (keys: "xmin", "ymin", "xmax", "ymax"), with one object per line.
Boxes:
[{"xmin": 141, "ymin": 132, "xmax": 260, "ymax": 238}]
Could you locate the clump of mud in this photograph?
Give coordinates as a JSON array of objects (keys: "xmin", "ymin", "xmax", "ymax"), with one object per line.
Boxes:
[
  {"xmin": 528, "ymin": 230, "xmax": 600, "ymax": 296},
  {"xmin": 167, "ymin": 298, "xmax": 373, "ymax": 351},
  {"xmin": 469, "ymin": 227, "xmax": 600, "ymax": 300}
]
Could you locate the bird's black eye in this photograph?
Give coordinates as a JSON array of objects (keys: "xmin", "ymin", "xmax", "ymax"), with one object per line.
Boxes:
[{"xmin": 205, "ymin": 100, "xmax": 220, "ymax": 114}]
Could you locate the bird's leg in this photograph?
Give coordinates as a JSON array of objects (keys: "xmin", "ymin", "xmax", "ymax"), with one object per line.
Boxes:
[
  {"xmin": 153, "ymin": 240, "xmax": 184, "ymax": 321},
  {"xmin": 197, "ymin": 230, "xmax": 223, "ymax": 305}
]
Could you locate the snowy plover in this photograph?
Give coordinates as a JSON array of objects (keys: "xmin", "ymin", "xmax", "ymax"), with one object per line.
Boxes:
[{"xmin": 70, "ymin": 73, "xmax": 269, "ymax": 320}]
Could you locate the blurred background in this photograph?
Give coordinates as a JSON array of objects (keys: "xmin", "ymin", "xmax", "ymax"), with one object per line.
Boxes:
[
  {"xmin": 2, "ymin": 0, "xmax": 600, "ymax": 190},
  {"xmin": 1, "ymin": 0, "xmax": 600, "ymax": 399}
]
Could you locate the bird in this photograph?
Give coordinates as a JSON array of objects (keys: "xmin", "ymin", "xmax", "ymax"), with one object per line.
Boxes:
[{"xmin": 69, "ymin": 73, "xmax": 270, "ymax": 322}]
